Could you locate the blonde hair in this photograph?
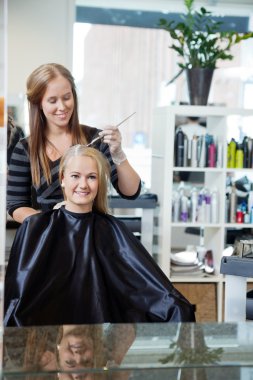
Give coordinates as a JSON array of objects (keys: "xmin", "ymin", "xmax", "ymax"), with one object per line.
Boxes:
[
  {"xmin": 26, "ymin": 63, "xmax": 87, "ymax": 186},
  {"xmin": 59, "ymin": 145, "xmax": 110, "ymax": 214}
]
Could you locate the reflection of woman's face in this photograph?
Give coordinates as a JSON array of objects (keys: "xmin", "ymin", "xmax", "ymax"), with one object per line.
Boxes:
[{"xmin": 57, "ymin": 326, "xmax": 95, "ymax": 380}]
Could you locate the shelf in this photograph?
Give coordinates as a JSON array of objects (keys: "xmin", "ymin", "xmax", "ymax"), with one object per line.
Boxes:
[
  {"xmin": 109, "ymin": 195, "xmax": 157, "ymax": 209},
  {"xmin": 171, "ymin": 275, "xmax": 222, "ymax": 283},
  {"xmin": 174, "ymin": 167, "xmax": 224, "ymax": 172},
  {"xmin": 157, "ymin": 104, "xmax": 253, "ymax": 117},
  {"xmin": 151, "ymin": 105, "xmax": 253, "ymax": 322},
  {"xmin": 225, "ymin": 223, "xmax": 253, "ymax": 228},
  {"xmin": 109, "ymin": 195, "xmax": 158, "ymax": 254},
  {"xmin": 171, "ymin": 222, "xmax": 221, "ymax": 228}
]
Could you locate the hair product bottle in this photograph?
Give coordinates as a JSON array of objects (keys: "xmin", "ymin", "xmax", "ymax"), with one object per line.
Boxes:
[
  {"xmin": 198, "ymin": 135, "xmax": 206, "ymax": 168},
  {"xmin": 197, "ymin": 227, "xmax": 206, "ymax": 264},
  {"xmin": 190, "ymin": 187, "xmax": 198, "ymax": 222},
  {"xmin": 228, "ymin": 138, "xmax": 237, "ymax": 168},
  {"xmin": 175, "ymin": 128, "xmax": 185, "ymax": 167},
  {"xmin": 235, "ymin": 144, "xmax": 244, "ymax": 168},
  {"xmin": 243, "ymin": 136, "xmax": 249, "ymax": 168},
  {"xmin": 191, "ymin": 135, "xmax": 198, "ymax": 167},
  {"xmin": 211, "ymin": 188, "xmax": 219, "ymax": 224},
  {"xmin": 248, "ymin": 183, "xmax": 253, "ymax": 210},
  {"xmin": 208, "ymin": 142, "xmax": 216, "ymax": 168},
  {"xmin": 230, "ymin": 183, "xmax": 237, "ymax": 223}
]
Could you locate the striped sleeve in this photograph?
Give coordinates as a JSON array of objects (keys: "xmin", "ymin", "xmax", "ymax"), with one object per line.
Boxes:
[{"xmin": 7, "ymin": 139, "xmax": 33, "ymax": 216}]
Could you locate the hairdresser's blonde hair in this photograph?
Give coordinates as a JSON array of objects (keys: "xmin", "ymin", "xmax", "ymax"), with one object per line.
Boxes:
[
  {"xmin": 59, "ymin": 145, "xmax": 110, "ymax": 214},
  {"xmin": 27, "ymin": 63, "xmax": 87, "ymax": 186}
]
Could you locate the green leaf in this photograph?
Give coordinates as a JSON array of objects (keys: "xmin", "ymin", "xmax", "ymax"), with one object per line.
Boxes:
[
  {"xmin": 166, "ymin": 68, "xmax": 185, "ymax": 85},
  {"xmin": 159, "ymin": 0, "xmax": 253, "ymax": 82}
]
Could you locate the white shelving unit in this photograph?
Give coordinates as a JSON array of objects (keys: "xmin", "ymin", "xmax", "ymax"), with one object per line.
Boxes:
[{"xmin": 151, "ymin": 105, "xmax": 253, "ymax": 322}]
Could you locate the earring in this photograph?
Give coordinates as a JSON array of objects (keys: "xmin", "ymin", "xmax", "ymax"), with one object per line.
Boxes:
[{"xmin": 61, "ymin": 182, "xmax": 65, "ymax": 188}]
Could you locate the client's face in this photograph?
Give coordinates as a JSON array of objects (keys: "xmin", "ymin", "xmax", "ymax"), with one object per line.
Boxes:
[
  {"xmin": 57, "ymin": 326, "xmax": 95, "ymax": 380},
  {"xmin": 62, "ymin": 155, "xmax": 99, "ymax": 213}
]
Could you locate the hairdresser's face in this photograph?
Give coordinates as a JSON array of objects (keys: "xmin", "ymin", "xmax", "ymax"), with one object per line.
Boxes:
[
  {"xmin": 41, "ymin": 75, "xmax": 74, "ymax": 130},
  {"xmin": 62, "ymin": 156, "xmax": 99, "ymax": 213},
  {"xmin": 57, "ymin": 326, "xmax": 95, "ymax": 380}
]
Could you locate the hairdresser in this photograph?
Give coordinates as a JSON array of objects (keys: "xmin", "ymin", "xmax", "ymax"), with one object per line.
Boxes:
[{"xmin": 7, "ymin": 63, "xmax": 141, "ymax": 224}]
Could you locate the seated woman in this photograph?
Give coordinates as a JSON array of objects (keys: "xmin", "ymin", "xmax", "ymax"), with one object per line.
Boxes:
[{"xmin": 4, "ymin": 145, "xmax": 195, "ymax": 326}]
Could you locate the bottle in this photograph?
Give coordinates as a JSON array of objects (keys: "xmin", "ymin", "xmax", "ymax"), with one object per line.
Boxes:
[
  {"xmin": 197, "ymin": 227, "xmax": 206, "ymax": 264},
  {"xmin": 211, "ymin": 188, "xmax": 219, "ymax": 224},
  {"xmin": 250, "ymin": 206, "xmax": 253, "ymax": 224},
  {"xmin": 225, "ymin": 193, "xmax": 230, "ymax": 223},
  {"xmin": 173, "ymin": 191, "xmax": 180, "ymax": 222},
  {"xmin": 244, "ymin": 212, "xmax": 250, "ymax": 224},
  {"xmin": 228, "ymin": 138, "xmax": 237, "ymax": 168},
  {"xmin": 216, "ymin": 139, "xmax": 223, "ymax": 168},
  {"xmin": 236, "ymin": 207, "xmax": 243, "ymax": 223},
  {"xmin": 183, "ymin": 134, "xmax": 188, "ymax": 167},
  {"xmin": 180, "ymin": 194, "xmax": 189, "ymax": 222},
  {"xmin": 205, "ymin": 250, "xmax": 214, "ymax": 274},
  {"xmin": 198, "ymin": 135, "xmax": 206, "ymax": 168},
  {"xmin": 197, "ymin": 188, "xmax": 206, "ymax": 223},
  {"xmin": 230, "ymin": 183, "xmax": 237, "ymax": 223},
  {"xmin": 243, "ymin": 136, "xmax": 249, "ymax": 168},
  {"xmin": 227, "ymin": 142, "xmax": 231, "ymax": 168},
  {"xmin": 248, "ymin": 137, "xmax": 253, "ymax": 168},
  {"xmin": 191, "ymin": 135, "xmax": 198, "ymax": 167},
  {"xmin": 241, "ymin": 201, "xmax": 247, "ymax": 216},
  {"xmin": 190, "ymin": 187, "xmax": 198, "ymax": 222},
  {"xmin": 205, "ymin": 189, "xmax": 211, "ymax": 223},
  {"xmin": 175, "ymin": 128, "xmax": 185, "ymax": 167},
  {"xmin": 208, "ymin": 142, "xmax": 216, "ymax": 167},
  {"xmin": 235, "ymin": 144, "xmax": 244, "ymax": 168},
  {"xmin": 248, "ymin": 183, "xmax": 253, "ymax": 214}
]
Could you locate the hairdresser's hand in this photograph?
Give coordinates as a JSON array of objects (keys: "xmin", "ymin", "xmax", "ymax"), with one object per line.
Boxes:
[
  {"xmin": 53, "ymin": 201, "xmax": 66, "ymax": 209},
  {"xmin": 99, "ymin": 126, "xmax": 122, "ymax": 154},
  {"xmin": 99, "ymin": 126, "xmax": 126, "ymax": 165}
]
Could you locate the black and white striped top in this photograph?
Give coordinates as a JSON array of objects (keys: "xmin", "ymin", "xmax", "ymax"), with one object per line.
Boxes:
[{"xmin": 7, "ymin": 125, "xmax": 141, "ymax": 216}]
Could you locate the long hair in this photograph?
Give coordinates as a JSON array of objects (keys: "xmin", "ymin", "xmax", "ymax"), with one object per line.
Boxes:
[
  {"xmin": 26, "ymin": 63, "xmax": 87, "ymax": 186},
  {"xmin": 59, "ymin": 145, "xmax": 110, "ymax": 214}
]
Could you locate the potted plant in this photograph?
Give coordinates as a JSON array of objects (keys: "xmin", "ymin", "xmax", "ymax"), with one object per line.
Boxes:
[{"xmin": 159, "ymin": 0, "xmax": 253, "ymax": 105}]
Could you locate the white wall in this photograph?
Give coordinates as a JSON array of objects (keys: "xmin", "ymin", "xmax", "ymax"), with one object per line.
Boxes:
[{"xmin": 7, "ymin": 0, "xmax": 75, "ymax": 114}]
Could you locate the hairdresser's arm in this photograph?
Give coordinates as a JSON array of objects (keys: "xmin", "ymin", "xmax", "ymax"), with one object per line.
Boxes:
[
  {"xmin": 7, "ymin": 140, "xmax": 40, "ymax": 223},
  {"xmin": 12, "ymin": 207, "xmax": 40, "ymax": 224},
  {"xmin": 100, "ymin": 127, "xmax": 141, "ymax": 197},
  {"xmin": 114, "ymin": 158, "xmax": 141, "ymax": 196}
]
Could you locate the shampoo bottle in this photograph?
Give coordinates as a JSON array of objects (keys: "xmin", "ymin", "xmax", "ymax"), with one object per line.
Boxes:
[
  {"xmin": 211, "ymin": 188, "xmax": 219, "ymax": 224},
  {"xmin": 230, "ymin": 183, "xmax": 237, "ymax": 223},
  {"xmin": 190, "ymin": 187, "xmax": 198, "ymax": 222},
  {"xmin": 197, "ymin": 227, "xmax": 206, "ymax": 264},
  {"xmin": 175, "ymin": 128, "xmax": 185, "ymax": 167},
  {"xmin": 248, "ymin": 183, "xmax": 253, "ymax": 214}
]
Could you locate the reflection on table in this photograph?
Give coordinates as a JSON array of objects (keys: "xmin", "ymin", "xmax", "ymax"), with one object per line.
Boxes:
[{"xmin": 2, "ymin": 322, "xmax": 253, "ymax": 379}]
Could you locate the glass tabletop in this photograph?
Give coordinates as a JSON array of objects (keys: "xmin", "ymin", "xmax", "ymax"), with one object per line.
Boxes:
[{"xmin": 2, "ymin": 322, "xmax": 253, "ymax": 379}]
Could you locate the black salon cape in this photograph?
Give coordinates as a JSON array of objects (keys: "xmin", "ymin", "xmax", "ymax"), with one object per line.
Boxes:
[{"xmin": 4, "ymin": 208, "xmax": 195, "ymax": 326}]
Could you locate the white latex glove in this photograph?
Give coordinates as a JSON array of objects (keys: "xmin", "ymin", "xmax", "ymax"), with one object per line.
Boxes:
[{"xmin": 99, "ymin": 126, "xmax": 126, "ymax": 165}]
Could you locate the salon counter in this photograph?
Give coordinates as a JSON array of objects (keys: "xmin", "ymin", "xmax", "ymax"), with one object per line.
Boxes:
[
  {"xmin": 109, "ymin": 193, "xmax": 158, "ymax": 253},
  {"xmin": 2, "ymin": 322, "xmax": 253, "ymax": 379}
]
